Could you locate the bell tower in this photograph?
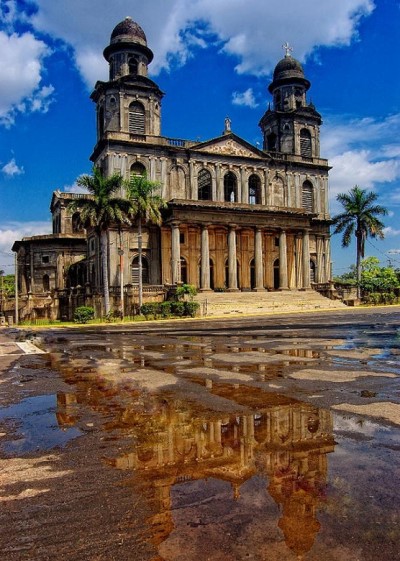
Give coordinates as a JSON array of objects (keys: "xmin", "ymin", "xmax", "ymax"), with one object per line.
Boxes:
[
  {"xmin": 259, "ymin": 45, "xmax": 322, "ymax": 158},
  {"xmin": 90, "ymin": 17, "xmax": 164, "ymax": 174}
]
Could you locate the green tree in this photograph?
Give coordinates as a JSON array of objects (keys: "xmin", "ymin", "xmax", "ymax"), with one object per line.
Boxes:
[
  {"xmin": 2, "ymin": 274, "xmax": 15, "ymax": 297},
  {"xmin": 360, "ymin": 257, "xmax": 399, "ymax": 293},
  {"xmin": 69, "ymin": 167, "xmax": 131, "ymax": 315},
  {"xmin": 332, "ymin": 186, "xmax": 387, "ymax": 298},
  {"xmin": 126, "ymin": 175, "xmax": 166, "ymax": 309}
]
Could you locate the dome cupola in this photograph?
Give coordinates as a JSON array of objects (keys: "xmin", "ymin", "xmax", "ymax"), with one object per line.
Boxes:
[{"xmin": 103, "ymin": 16, "xmax": 154, "ymax": 79}]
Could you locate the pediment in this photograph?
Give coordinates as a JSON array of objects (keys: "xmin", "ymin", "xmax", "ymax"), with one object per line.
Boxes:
[{"xmin": 193, "ymin": 135, "xmax": 263, "ymax": 159}]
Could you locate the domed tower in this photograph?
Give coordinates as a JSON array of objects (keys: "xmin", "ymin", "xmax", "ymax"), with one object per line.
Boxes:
[
  {"xmin": 90, "ymin": 17, "xmax": 164, "ymax": 173},
  {"xmin": 259, "ymin": 46, "xmax": 322, "ymax": 158}
]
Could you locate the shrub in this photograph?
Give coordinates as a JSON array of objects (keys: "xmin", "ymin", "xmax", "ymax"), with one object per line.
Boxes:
[
  {"xmin": 171, "ymin": 301, "xmax": 185, "ymax": 316},
  {"xmin": 74, "ymin": 306, "xmax": 95, "ymax": 324},
  {"xmin": 184, "ymin": 301, "xmax": 200, "ymax": 317},
  {"xmin": 105, "ymin": 310, "xmax": 122, "ymax": 322},
  {"xmin": 140, "ymin": 302, "xmax": 160, "ymax": 319},
  {"xmin": 160, "ymin": 301, "xmax": 172, "ymax": 318},
  {"xmin": 175, "ymin": 283, "xmax": 197, "ymax": 301}
]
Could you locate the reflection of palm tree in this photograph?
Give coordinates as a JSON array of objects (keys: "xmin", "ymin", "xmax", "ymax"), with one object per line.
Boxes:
[
  {"xmin": 68, "ymin": 167, "xmax": 130, "ymax": 315},
  {"xmin": 126, "ymin": 175, "xmax": 166, "ymax": 309},
  {"xmin": 332, "ymin": 186, "xmax": 387, "ymax": 298}
]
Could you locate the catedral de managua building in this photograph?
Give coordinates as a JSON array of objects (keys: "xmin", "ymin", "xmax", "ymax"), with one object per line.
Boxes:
[{"xmin": 12, "ymin": 17, "xmax": 333, "ymax": 320}]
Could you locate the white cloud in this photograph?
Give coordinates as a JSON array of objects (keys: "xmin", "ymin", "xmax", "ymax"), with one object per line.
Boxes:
[
  {"xmin": 232, "ymin": 88, "xmax": 258, "ymax": 108},
  {"xmin": 322, "ymin": 113, "xmax": 400, "ymax": 209},
  {"xmin": 1, "ymin": 158, "xmax": 24, "ymax": 177},
  {"xmin": 63, "ymin": 178, "xmax": 89, "ymax": 194},
  {"xmin": 383, "ymin": 227, "xmax": 400, "ymax": 237},
  {"xmin": 0, "ymin": 31, "xmax": 54, "ymax": 126},
  {"xmin": 29, "ymin": 0, "xmax": 374, "ymax": 87}
]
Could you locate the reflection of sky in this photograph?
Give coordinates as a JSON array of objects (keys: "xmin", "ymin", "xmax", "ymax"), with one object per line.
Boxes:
[
  {"xmin": 333, "ymin": 412, "xmax": 400, "ymax": 446},
  {"xmin": 0, "ymin": 394, "xmax": 81, "ymax": 454}
]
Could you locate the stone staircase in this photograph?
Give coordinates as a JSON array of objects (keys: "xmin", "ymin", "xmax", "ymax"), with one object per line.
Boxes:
[{"xmin": 194, "ymin": 290, "xmax": 346, "ymax": 317}]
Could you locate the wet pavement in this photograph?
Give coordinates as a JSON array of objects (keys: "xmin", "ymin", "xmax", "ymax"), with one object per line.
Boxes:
[{"xmin": 0, "ymin": 307, "xmax": 399, "ymax": 560}]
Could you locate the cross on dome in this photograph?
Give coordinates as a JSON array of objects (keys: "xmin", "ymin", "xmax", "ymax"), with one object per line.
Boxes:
[{"xmin": 282, "ymin": 42, "xmax": 293, "ymax": 57}]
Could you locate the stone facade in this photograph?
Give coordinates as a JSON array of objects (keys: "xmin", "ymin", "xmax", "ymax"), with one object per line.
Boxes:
[
  {"xmin": 12, "ymin": 17, "xmax": 332, "ymax": 320},
  {"xmin": 87, "ymin": 18, "xmax": 331, "ymax": 298}
]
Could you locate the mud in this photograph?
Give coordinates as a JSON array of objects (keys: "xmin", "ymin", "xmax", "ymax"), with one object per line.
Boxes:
[{"xmin": 0, "ymin": 306, "xmax": 399, "ymax": 560}]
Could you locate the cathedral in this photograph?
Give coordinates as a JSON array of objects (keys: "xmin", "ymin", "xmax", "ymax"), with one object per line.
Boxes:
[{"xmin": 13, "ymin": 17, "xmax": 332, "ymax": 320}]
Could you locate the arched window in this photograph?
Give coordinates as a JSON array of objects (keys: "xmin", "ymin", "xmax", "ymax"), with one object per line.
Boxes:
[
  {"xmin": 224, "ymin": 172, "xmax": 237, "ymax": 202},
  {"xmin": 128, "ymin": 57, "xmax": 138, "ymax": 75},
  {"xmin": 248, "ymin": 175, "xmax": 261, "ymax": 204},
  {"xmin": 198, "ymin": 169, "xmax": 212, "ymax": 200},
  {"xmin": 300, "ymin": 129, "xmax": 312, "ymax": 157},
  {"xmin": 43, "ymin": 274, "xmax": 50, "ymax": 292},
  {"xmin": 302, "ymin": 181, "xmax": 314, "ymax": 212},
  {"xmin": 130, "ymin": 162, "xmax": 146, "ymax": 178},
  {"xmin": 129, "ymin": 101, "xmax": 145, "ymax": 134},
  {"xmin": 132, "ymin": 255, "xmax": 149, "ymax": 285}
]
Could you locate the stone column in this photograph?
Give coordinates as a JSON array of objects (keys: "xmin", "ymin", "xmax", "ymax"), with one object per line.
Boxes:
[
  {"xmin": 316, "ymin": 236, "xmax": 324, "ymax": 283},
  {"xmin": 149, "ymin": 156, "xmax": 156, "ymax": 181},
  {"xmin": 241, "ymin": 166, "xmax": 248, "ymax": 203},
  {"xmin": 228, "ymin": 225, "xmax": 239, "ymax": 291},
  {"xmin": 160, "ymin": 157, "xmax": 168, "ymax": 199},
  {"xmin": 279, "ymin": 230, "xmax": 289, "ymax": 290},
  {"xmin": 302, "ymin": 229, "xmax": 311, "ymax": 289},
  {"xmin": 171, "ymin": 221, "xmax": 181, "ymax": 285},
  {"xmin": 189, "ymin": 160, "xmax": 196, "ymax": 199},
  {"xmin": 254, "ymin": 227, "xmax": 265, "ymax": 291},
  {"xmin": 216, "ymin": 164, "xmax": 223, "ymax": 201},
  {"xmin": 200, "ymin": 224, "xmax": 211, "ymax": 291},
  {"xmin": 295, "ymin": 234, "xmax": 303, "ymax": 288},
  {"xmin": 324, "ymin": 235, "xmax": 331, "ymax": 282}
]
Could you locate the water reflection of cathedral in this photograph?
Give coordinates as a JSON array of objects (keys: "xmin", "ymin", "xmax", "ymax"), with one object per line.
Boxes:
[{"xmin": 56, "ymin": 380, "xmax": 334, "ymax": 559}]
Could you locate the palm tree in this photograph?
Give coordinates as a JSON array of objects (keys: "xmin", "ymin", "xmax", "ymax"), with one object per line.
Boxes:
[
  {"xmin": 332, "ymin": 185, "xmax": 387, "ymax": 298},
  {"xmin": 126, "ymin": 175, "xmax": 166, "ymax": 309},
  {"xmin": 69, "ymin": 167, "xmax": 131, "ymax": 315}
]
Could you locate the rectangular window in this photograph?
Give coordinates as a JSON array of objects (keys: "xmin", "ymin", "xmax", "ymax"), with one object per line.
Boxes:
[
  {"xmin": 180, "ymin": 233, "xmax": 185, "ymax": 245},
  {"xmin": 42, "ymin": 255, "xmax": 49, "ymax": 264}
]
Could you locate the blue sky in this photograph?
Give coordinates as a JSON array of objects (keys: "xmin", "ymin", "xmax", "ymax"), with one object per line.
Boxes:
[{"xmin": 0, "ymin": 0, "xmax": 399, "ymax": 275}]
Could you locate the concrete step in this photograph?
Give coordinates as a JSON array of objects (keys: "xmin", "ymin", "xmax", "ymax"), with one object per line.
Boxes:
[{"xmin": 194, "ymin": 290, "xmax": 345, "ymax": 316}]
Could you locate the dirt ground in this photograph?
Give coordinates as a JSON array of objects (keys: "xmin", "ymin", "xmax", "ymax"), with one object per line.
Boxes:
[{"xmin": 0, "ymin": 306, "xmax": 399, "ymax": 561}]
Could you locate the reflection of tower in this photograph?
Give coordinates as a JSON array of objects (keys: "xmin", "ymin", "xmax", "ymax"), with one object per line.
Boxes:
[
  {"xmin": 266, "ymin": 407, "xmax": 334, "ymax": 558},
  {"xmin": 56, "ymin": 392, "xmax": 78, "ymax": 427}
]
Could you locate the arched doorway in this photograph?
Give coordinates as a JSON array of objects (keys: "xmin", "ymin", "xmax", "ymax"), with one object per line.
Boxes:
[
  {"xmin": 198, "ymin": 258, "xmax": 214, "ymax": 290},
  {"xmin": 225, "ymin": 259, "xmax": 240, "ymax": 289},
  {"xmin": 180, "ymin": 257, "xmax": 188, "ymax": 284},
  {"xmin": 250, "ymin": 258, "xmax": 255, "ymax": 289},
  {"xmin": 273, "ymin": 259, "xmax": 280, "ymax": 290},
  {"xmin": 310, "ymin": 260, "xmax": 316, "ymax": 283}
]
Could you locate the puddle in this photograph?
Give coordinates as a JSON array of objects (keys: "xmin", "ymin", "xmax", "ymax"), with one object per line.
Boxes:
[
  {"xmin": 0, "ymin": 394, "xmax": 81, "ymax": 454},
  {"xmin": 4, "ymin": 310, "xmax": 400, "ymax": 560}
]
